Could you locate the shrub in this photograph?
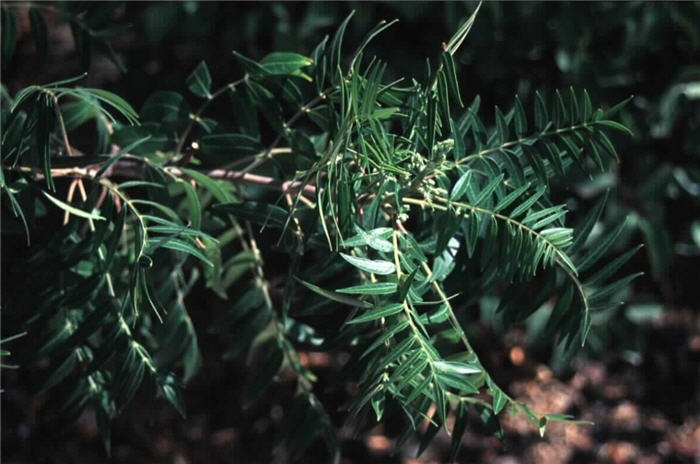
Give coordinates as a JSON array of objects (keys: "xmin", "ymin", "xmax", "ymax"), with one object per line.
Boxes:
[{"xmin": 1, "ymin": 4, "xmax": 638, "ymax": 460}]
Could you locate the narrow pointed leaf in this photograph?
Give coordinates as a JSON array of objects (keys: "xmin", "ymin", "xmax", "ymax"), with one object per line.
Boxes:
[
  {"xmin": 340, "ymin": 253, "xmax": 396, "ymax": 275},
  {"xmin": 297, "ymin": 278, "xmax": 372, "ymax": 308},
  {"xmin": 186, "ymin": 61, "xmax": 213, "ymax": 98},
  {"xmin": 346, "ymin": 303, "xmax": 403, "ymax": 324}
]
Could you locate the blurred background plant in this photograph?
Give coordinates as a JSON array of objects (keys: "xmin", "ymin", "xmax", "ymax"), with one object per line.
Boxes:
[{"xmin": 2, "ymin": 2, "xmax": 698, "ymax": 463}]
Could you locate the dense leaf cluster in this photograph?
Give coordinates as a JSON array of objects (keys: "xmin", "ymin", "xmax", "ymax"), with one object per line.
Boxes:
[{"xmin": 1, "ymin": 4, "xmax": 639, "ymax": 460}]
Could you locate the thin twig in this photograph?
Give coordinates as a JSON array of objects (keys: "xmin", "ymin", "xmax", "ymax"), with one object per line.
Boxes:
[{"xmin": 174, "ymin": 78, "xmax": 246, "ymax": 161}]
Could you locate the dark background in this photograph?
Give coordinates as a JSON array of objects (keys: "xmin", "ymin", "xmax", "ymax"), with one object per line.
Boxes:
[{"xmin": 2, "ymin": 2, "xmax": 699, "ymax": 463}]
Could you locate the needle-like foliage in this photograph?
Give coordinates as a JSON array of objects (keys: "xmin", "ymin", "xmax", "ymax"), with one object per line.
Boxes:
[{"xmin": 1, "ymin": 4, "xmax": 639, "ymax": 460}]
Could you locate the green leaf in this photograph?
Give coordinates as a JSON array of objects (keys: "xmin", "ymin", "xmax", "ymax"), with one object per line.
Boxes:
[
  {"xmin": 475, "ymin": 404, "xmax": 504, "ymax": 439},
  {"xmin": 340, "ymin": 253, "xmax": 396, "ymax": 275},
  {"xmin": 131, "ymin": 199, "xmax": 179, "ymax": 220},
  {"xmin": 344, "ymin": 226, "xmax": 395, "ymax": 253},
  {"xmin": 553, "ymin": 89, "xmax": 567, "ymax": 126},
  {"xmin": 178, "ymin": 167, "xmax": 233, "ymax": 203},
  {"xmin": 437, "ymin": 72, "xmax": 451, "ymax": 123},
  {"xmin": 435, "ymin": 208, "xmax": 460, "ymax": 255},
  {"xmin": 186, "ymin": 61, "xmax": 213, "ymax": 99},
  {"xmin": 596, "ymin": 120, "xmax": 633, "ymax": 136},
  {"xmin": 538, "ymin": 416, "xmax": 548, "ymax": 438},
  {"xmin": 349, "ymin": 19, "xmax": 398, "ymax": 71},
  {"xmin": 360, "ymin": 320, "xmax": 410, "ymax": 359},
  {"xmin": 42, "ymin": 192, "xmax": 105, "ymax": 221},
  {"xmin": 346, "ymin": 303, "xmax": 404, "ymax": 324},
  {"xmin": 534, "ymin": 91, "xmax": 548, "ymax": 131},
  {"xmin": 462, "ymin": 212, "xmax": 479, "ymax": 258},
  {"xmin": 232, "ymin": 51, "xmax": 269, "ymax": 77},
  {"xmin": 473, "ymin": 173, "xmax": 504, "ymax": 207},
  {"xmin": 61, "ymin": 100, "xmax": 98, "ymax": 131},
  {"xmin": 180, "ymin": 180, "xmax": 202, "ymax": 230},
  {"xmin": 36, "ymin": 95, "xmax": 55, "ymax": 190},
  {"xmin": 371, "ymin": 392, "xmax": 386, "ymax": 422},
  {"xmin": 451, "ymin": 169, "xmax": 473, "ymax": 201},
  {"xmin": 433, "ymin": 381, "xmax": 447, "ymax": 426},
  {"xmin": 491, "ymin": 385, "xmax": 508, "ymax": 414},
  {"xmin": 523, "ymin": 205, "xmax": 566, "ymax": 228},
  {"xmin": 568, "ymin": 87, "xmax": 579, "ymax": 122},
  {"xmin": 158, "ymin": 373, "xmax": 187, "ymax": 418},
  {"xmin": 141, "ymin": 91, "xmax": 190, "ymax": 124},
  {"xmin": 119, "ymin": 181, "xmax": 164, "ymax": 190},
  {"xmin": 398, "ymin": 268, "xmax": 418, "ymax": 302},
  {"xmin": 513, "ymin": 95, "xmax": 527, "ymax": 137},
  {"xmin": 444, "ymin": 1, "xmax": 481, "ymax": 55},
  {"xmin": 588, "ymin": 272, "xmax": 644, "ymax": 304},
  {"xmin": 602, "ymin": 95, "xmax": 633, "ymax": 119},
  {"xmin": 495, "ymin": 106, "xmax": 508, "ymax": 145},
  {"xmin": 96, "ymin": 137, "xmax": 150, "ymax": 178},
  {"xmin": 451, "ymin": 118, "xmax": 465, "ymax": 160},
  {"xmin": 595, "ymin": 129, "xmax": 619, "ymax": 162},
  {"xmin": 372, "ymin": 106, "xmax": 400, "ymax": 120},
  {"xmin": 329, "ymin": 11, "xmax": 354, "ymax": 80},
  {"xmin": 336, "ymin": 282, "xmax": 398, "ymax": 295},
  {"xmin": 441, "ymin": 52, "xmax": 463, "ymax": 107},
  {"xmin": 577, "ymin": 220, "xmax": 627, "ymax": 272},
  {"xmin": 297, "ymin": 278, "xmax": 373, "ymax": 308},
  {"xmin": 81, "ymin": 88, "xmax": 139, "ymax": 124},
  {"xmin": 582, "ymin": 89, "xmax": 593, "ymax": 122},
  {"xmin": 580, "ymin": 310, "xmax": 592, "ymax": 347},
  {"xmin": 570, "ymin": 191, "xmax": 608, "ymax": 253},
  {"xmin": 418, "ymin": 305, "xmax": 450, "ymax": 325},
  {"xmin": 586, "ymin": 244, "xmax": 642, "ymax": 286},
  {"xmin": 0, "ymin": 332, "xmax": 27, "ymax": 345},
  {"xmin": 260, "ymin": 52, "xmax": 314, "ymax": 80},
  {"xmin": 148, "ymin": 237, "xmax": 213, "ymax": 266},
  {"xmin": 450, "ymin": 402, "xmax": 469, "ymax": 460},
  {"xmin": 494, "ymin": 182, "xmax": 531, "ymax": 212},
  {"xmin": 511, "ymin": 185, "xmax": 547, "ymax": 218},
  {"xmin": 434, "ymin": 360, "xmax": 481, "ymax": 375}
]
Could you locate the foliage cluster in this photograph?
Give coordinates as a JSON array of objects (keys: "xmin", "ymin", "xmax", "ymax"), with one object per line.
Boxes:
[{"xmin": 0, "ymin": 2, "xmax": 651, "ymax": 460}]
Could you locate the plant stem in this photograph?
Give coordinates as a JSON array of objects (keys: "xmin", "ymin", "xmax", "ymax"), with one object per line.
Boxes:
[
  {"xmin": 12, "ymin": 159, "xmax": 317, "ymax": 196},
  {"xmin": 174, "ymin": 78, "xmax": 246, "ymax": 160},
  {"xmin": 454, "ymin": 122, "xmax": 592, "ymax": 167}
]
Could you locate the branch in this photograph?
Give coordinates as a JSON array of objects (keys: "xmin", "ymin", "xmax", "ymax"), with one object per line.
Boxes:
[{"xmin": 10, "ymin": 160, "xmax": 318, "ymax": 197}]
